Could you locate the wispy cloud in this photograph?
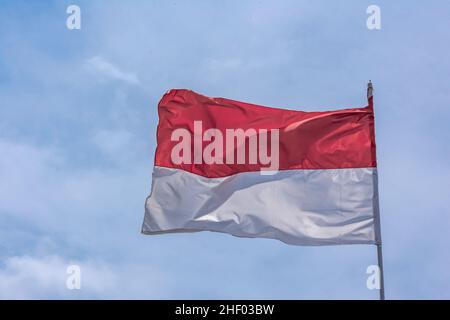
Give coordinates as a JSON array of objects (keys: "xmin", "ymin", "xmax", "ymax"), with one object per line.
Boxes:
[{"xmin": 86, "ymin": 55, "xmax": 140, "ymax": 85}]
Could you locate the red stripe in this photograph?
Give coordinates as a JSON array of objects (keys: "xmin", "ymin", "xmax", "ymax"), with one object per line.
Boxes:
[{"xmin": 155, "ymin": 89, "xmax": 377, "ymax": 178}]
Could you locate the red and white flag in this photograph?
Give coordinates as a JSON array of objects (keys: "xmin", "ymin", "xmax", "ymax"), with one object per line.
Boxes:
[{"xmin": 142, "ymin": 89, "xmax": 380, "ymax": 246}]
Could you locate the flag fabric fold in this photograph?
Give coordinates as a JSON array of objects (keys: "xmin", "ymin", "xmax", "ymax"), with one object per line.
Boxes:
[{"xmin": 142, "ymin": 89, "xmax": 379, "ymax": 246}]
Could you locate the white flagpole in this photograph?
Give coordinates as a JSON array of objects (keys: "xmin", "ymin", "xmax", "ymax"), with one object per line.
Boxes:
[{"xmin": 368, "ymin": 81, "xmax": 385, "ymax": 300}]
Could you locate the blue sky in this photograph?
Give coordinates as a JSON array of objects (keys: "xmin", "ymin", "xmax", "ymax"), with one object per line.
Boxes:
[{"xmin": 0, "ymin": 0, "xmax": 449, "ymax": 299}]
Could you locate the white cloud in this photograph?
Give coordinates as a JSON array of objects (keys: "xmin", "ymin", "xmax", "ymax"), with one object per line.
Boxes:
[
  {"xmin": 0, "ymin": 254, "xmax": 170, "ymax": 299},
  {"xmin": 0, "ymin": 255, "xmax": 116, "ymax": 299},
  {"xmin": 86, "ymin": 55, "xmax": 140, "ymax": 85},
  {"xmin": 0, "ymin": 137, "xmax": 150, "ymax": 242},
  {"xmin": 0, "ymin": 138, "xmax": 167, "ymax": 299}
]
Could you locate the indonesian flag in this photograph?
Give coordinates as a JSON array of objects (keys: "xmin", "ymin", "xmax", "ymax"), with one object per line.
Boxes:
[{"xmin": 142, "ymin": 89, "xmax": 380, "ymax": 246}]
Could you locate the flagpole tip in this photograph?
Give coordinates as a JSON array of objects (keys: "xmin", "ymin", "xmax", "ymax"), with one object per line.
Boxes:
[{"xmin": 367, "ymin": 81, "xmax": 373, "ymax": 99}]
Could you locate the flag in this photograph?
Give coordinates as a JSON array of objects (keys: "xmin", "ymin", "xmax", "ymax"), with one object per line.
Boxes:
[{"xmin": 142, "ymin": 89, "xmax": 380, "ymax": 246}]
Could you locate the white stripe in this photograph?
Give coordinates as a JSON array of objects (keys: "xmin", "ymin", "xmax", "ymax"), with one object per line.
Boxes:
[{"xmin": 142, "ymin": 166, "xmax": 377, "ymax": 246}]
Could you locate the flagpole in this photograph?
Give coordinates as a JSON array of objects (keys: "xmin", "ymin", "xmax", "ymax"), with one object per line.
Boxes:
[
  {"xmin": 368, "ymin": 80, "xmax": 385, "ymax": 300},
  {"xmin": 376, "ymin": 242, "xmax": 385, "ymax": 300}
]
